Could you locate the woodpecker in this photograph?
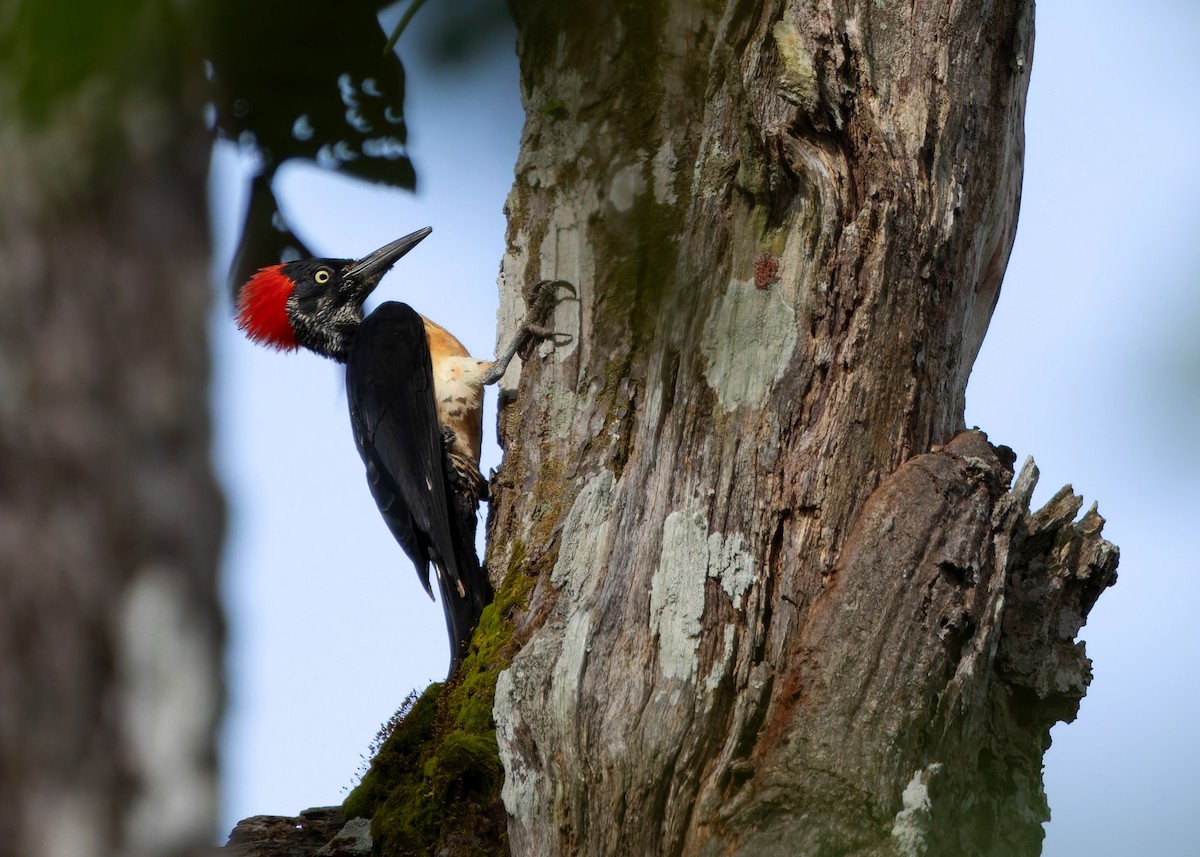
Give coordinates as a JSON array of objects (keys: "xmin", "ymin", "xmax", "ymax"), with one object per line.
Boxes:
[{"xmin": 236, "ymin": 226, "xmax": 561, "ymax": 673}]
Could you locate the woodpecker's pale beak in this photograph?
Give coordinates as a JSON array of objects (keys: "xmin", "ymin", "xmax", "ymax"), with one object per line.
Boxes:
[{"xmin": 344, "ymin": 226, "xmax": 432, "ymax": 286}]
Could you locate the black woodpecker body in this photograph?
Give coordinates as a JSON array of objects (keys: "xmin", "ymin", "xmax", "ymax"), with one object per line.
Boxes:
[{"xmin": 236, "ymin": 227, "xmax": 544, "ymax": 673}]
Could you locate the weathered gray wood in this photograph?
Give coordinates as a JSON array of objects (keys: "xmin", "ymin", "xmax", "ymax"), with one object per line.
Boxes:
[{"xmin": 485, "ymin": 1, "xmax": 1113, "ymax": 854}]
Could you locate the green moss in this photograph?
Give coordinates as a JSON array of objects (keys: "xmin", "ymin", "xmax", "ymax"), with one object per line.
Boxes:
[
  {"xmin": 342, "ymin": 685, "xmax": 442, "ymax": 824},
  {"xmin": 429, "ymin": 733, "xmax": 504, "ymax": 796},
  {"xmin": 343, "ymin": 559, "xmax": 539, "ymax": 856},
  {"xmin": 542, "ymin": 97, "xmax": 569, "ymax": 120}
]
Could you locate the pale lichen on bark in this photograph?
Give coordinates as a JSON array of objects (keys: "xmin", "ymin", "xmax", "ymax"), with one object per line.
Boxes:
[
  {"xmin": 701, "ymin": 279, "xmax": 799, "ymax": 410},
  {"xmin": 649, "ymin": 510, "xmax": 757, "ymax": 683},
  {"xmin": 651, "ymin": 511, "xmax": 712, "ymax": 682},
  {"xmin": 891, "ymin": 763, "xmax": 941, "ymax": 857}
]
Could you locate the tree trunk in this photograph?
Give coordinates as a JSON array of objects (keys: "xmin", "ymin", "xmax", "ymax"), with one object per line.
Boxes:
[
  {"xmin": 0, "ymin": 7, "xmax": 224, "ymax": 856},
  {"xmin": 487, "ymin": 1, "xmax": 1115, "ymax": 854}
]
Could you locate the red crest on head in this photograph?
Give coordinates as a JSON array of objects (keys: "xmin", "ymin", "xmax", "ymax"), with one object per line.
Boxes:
[{"xmin": 237, "ymin": 265, "xmax": 299, "ymax": 351}]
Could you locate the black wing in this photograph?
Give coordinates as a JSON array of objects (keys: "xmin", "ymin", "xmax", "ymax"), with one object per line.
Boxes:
[{"xmin": 346, "ymin": 301, "xmax": 484, "ymax": 672}]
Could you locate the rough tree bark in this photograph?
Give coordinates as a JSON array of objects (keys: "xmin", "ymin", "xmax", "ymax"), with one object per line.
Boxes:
[
  {"xmin": 484, "ymin": 1, "xmax": 1116, "ymax": 855},
  {"xmin": 0, "ymin": 5, "xmax": 223, "ymax": 856}
]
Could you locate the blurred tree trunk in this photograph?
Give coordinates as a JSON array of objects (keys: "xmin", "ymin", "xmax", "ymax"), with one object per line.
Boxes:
[
  {"xmin": 0, "ymin": 4, "xmax": 223, "ymax": 856},
  {"xmin": 488, "ymin": 1, "xmax": 1116, "ymax": 855}
]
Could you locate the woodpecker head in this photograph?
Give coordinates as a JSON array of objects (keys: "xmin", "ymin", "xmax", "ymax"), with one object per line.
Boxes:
[{"xmin": 237, "ymin": 226, "xmax": 431, "ymax": 361}]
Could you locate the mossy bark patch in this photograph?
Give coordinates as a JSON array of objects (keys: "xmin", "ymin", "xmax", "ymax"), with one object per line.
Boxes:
[{"xmin": 342, "ymin": 562, "xmax": 537, "ymax": 855}]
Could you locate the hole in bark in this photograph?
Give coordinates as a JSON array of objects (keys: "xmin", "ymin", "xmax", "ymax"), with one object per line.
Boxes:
[
  {"xmin": 727, "ymin": 760, "xmax": 755, "ymax": 790},
  {"xmin": 659, "ymin": 348, "xmax": 679, "ymax": 420},
  {"xmin": 938, "ymin": 560, "xmax": 974, "ymax": 587}
]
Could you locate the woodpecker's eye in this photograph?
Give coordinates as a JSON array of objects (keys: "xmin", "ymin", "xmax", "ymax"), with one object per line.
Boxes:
[{"xmin": 314, "ymin": 269, "xmax": 331, "ymax": 284}]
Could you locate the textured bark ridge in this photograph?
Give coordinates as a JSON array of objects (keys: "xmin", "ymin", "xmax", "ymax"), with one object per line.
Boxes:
[
  {"xmin": 775, "ymin": 431, "xmax": 1117, "ymax": 855},
  {"xmin": 481, "ymin": 0, "xmax": 1112, "ymax": 854}
]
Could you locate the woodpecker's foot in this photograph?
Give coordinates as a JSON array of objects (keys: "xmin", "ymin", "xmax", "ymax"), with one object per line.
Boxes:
[
  {"xmin": 521, "ymin": 322, "xmax": 574, "ymax": 347},
  {"xmin": 481, "ymin": 280, "xmax": 577, "ymax": 386},
  {"xmin": 523, "ymin": 279, "xmax": 577, "ymax": 347},
  {"xmin": 439, "ymin": 426, "xmax": 487, "ymax": 502},
  {"xmin": 525, "ymin": 278, "xmax": 578, "ymax": 320},
  {"xmin": 482, "ymin": 320, "xmax": 574, "ymax": 385}
]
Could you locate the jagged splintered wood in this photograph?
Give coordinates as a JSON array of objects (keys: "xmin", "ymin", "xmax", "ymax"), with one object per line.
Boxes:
[{"xmin": 484, "ymin": 1, "xmax": 1117, "ymax": 855}]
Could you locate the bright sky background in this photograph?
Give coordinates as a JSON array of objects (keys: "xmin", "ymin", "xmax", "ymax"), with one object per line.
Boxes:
[{"xmin": 210, "ymin": 2, "xmax": 1200, "ymax": 853}]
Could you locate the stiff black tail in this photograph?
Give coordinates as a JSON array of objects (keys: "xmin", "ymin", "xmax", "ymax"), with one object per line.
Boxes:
[
  {"xmin": 434, "ymin": 544, "xmax": 490, "ymax": 676},
  {"xmin": 436, "ymin": 462, "xmax": 492, "ymax": 675}
]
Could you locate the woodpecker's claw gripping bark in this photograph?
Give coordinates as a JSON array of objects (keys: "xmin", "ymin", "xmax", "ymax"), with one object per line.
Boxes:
[
  {"xmin": 526, "ymin": 277, "xmax": 577, "ymax": 307},
  {"xmin": 480, "ymin": 279, "xmax": 576, "ymax": 386}
]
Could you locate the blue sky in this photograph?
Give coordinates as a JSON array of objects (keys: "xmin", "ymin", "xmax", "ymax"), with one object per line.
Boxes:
[{"xmin": 210, "ymin": 2, "xmax": 1200, "ymax": 852}]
